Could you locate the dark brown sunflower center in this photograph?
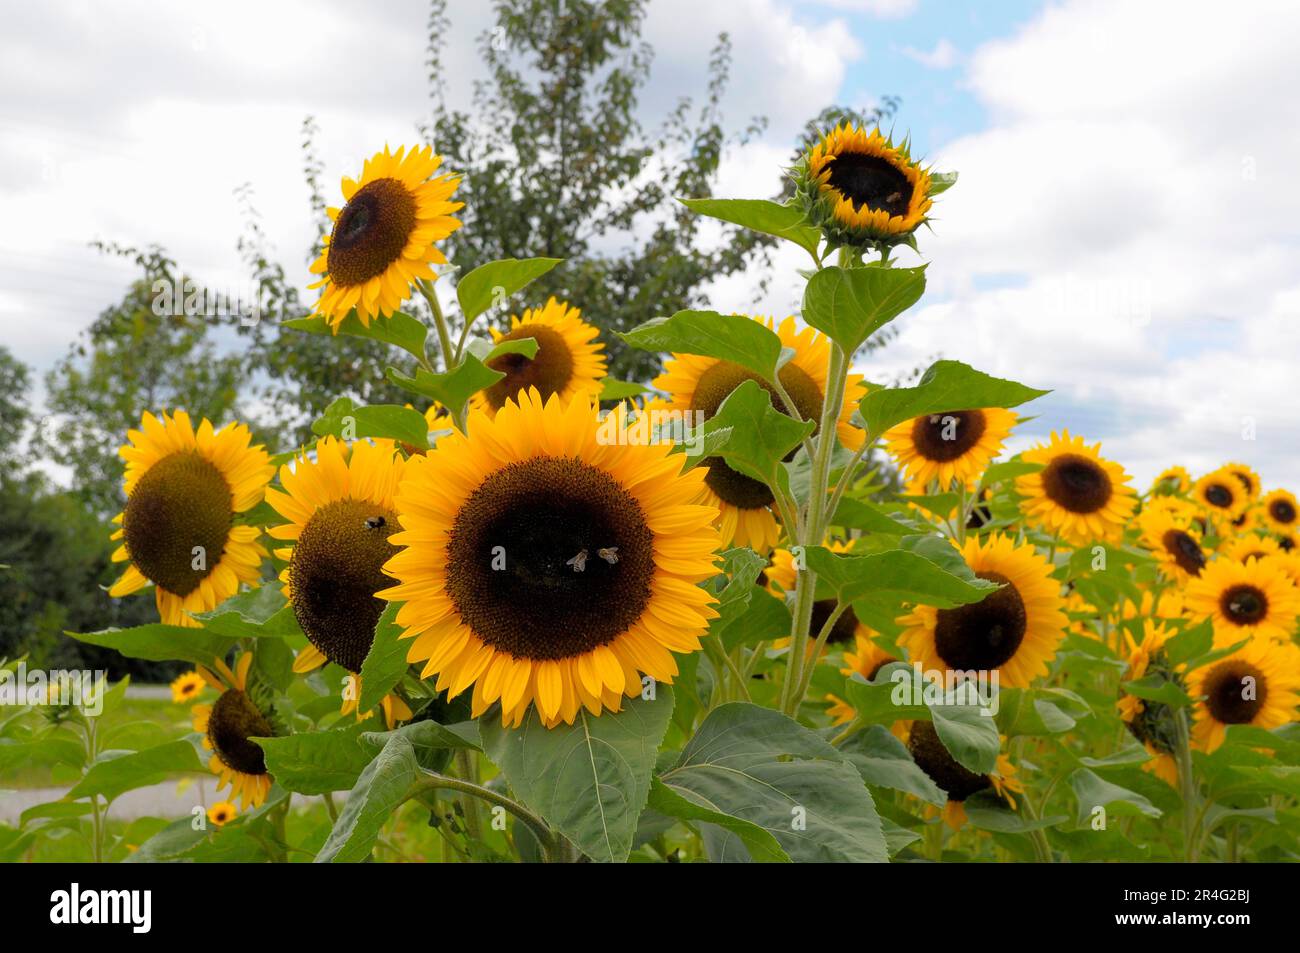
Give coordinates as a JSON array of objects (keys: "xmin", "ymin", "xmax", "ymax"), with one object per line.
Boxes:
[
  {"xmin": 208, "ymin": 689, "xmax": 273, "ymax": 776},
  {"xmin": 1203, "ymin": 660, "xmax": 1268, "ymax": 724},
  {"xmin": 1161, "ymin": 529, "xmax": 1205, "ymax": 576},
  {"xmin": 326, "ymin": 177, "xmax": 417, "ymax": 288},
  {"xmin": 1204, "ymin": 482, "xmax": 1235, "ymax": 509},
  {"xmin": 1041, "ymin": 453, "xmax": 1112, "ymax": 514},
  {"xmin": 482, "ymin": 325, "xmax": 574, "ymax": 411},
  {"xmin": 907, "ymin": 719, "xmax": 990, "ymax": 802},
  {"xmin": 812, "ymin": 599, "xmax": 858, "ymax": 646},
  {"xmin": 1270, "ymin": 499, "xmax": 1297, "ymax": 525},
  {"xmin": 933, "ymin": 571, "xmax": 1027, "ymax": 671},
  {"xmin": 289, "ymin": 499, "xmax": 400, "ymax": 673},
  {"xmin": 825, "ymin": 152, "xmax": 914, "ymax": 218},
  {"xmin": 1220, "ymin": 584, "xmax": 1268, "ymax": 626},
  {"xmin": 864, "ymin": 654, "xmax": 898, "ymax": 682},
  {"xmin": 122, "ymin": 450, "xmax": 232, "ymax": 597},
  {"xmin": 444, "ymin": 456, "xmax": 657, "ymax": 661},
  {"xmin": 691, "ymin": 358, "xmax": 823, "ymax": 509},
  {"xmin": 910, "ymin": 410, "xmax": 987, "ymax": 463}
]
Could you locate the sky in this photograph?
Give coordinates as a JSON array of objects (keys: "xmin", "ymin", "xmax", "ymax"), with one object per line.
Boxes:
[{"xmin": 2, "ymin": 0, "xmax": 1298, "ymax": 490}]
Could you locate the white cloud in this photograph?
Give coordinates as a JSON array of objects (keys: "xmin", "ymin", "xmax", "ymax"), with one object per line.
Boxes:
[
  {"xmin": 900, "ymin": 38, "xmax": 959, "ymax": 69},
  {"xmin": 806, "ymin": 0, "xmax": 918, "ymax": 17}
]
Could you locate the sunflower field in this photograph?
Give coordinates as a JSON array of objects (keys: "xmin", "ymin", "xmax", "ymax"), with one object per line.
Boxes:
[{"xmin": 5, "ymin": 127, "xmax": 1300, "ymax": 869}]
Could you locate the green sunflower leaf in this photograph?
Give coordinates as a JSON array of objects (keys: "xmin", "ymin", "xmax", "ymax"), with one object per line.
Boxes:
[
  {"xmin": 455, "ymin": 257, "xmax": 563, "ymax": 324},
  {"xmin": 316, "ymin": 733, "xmax": 426, "ymax": 863},
  {"xmin": 837, "ymin": 724, "xmax": 946, "ymax": 806},
  {"xmin": 358, "ymin": 603, "xmax": 410, "ymax": 712},
  {"xmin": 66, "ymin": 740, "xmax": 206, "ymax": 803},
  {"xmin": 859, "ymin": 360, "xmax": 1049, "ymax": 439},
  {"xmin": 254, "ymin": 725, "xmax": 374, "ymax": 795},
  {"xmin": 479, "ymin": 687, "xmax": 674, "ymax": 864},
  {"xmin": 386, "ymin": 357, "xmax": 502, "ymax": 413},
  {"xmin": 283, "ymin": 310, "xmax": 430, "ymax": 365},
  {"xmin": 465, "ymin": 335, "xmax": 539, "ymax": 364},
  {"xmin": 708, "ymin": 379, "xmax": 815, "ymax": 495},
  {"xmin": 619, "ymin": 311, "xmax": 785, "ymax": 382},
  {"xmin": 66, "ymin": 624, "xmax": 235, "ymax": 668},
  {"xmin": 1121, "ymin": 675, "xmax": 1193, "ymax": 707},
  {"xmin": 311, "ymin": 397, "xmax": 431, "ymax": 450},
  {"xmin": 1069, "ymin": 768, "xmax": 1162, "ymax": 825},
  {"xmin": 645, "ymin": 777, "xmax": 790, "ymax": 862},
  {"xmin": 802, "ymin": 263, "xmax": 927, "ymax": 356},
  {"xmin": 802, "ymin": 541, "xmax": 998, "ymax": 609},
  {"xmin": 598, "ymin": 377, "xmax": 650, "ymax": 401},
  {"xmin": 659, "ymin": 702, "xmax": 887, "ymax": 863},
  {"xmin": 929, "ymin": 690, "xmax": 1000, "ymax": 775},
  {"xmin": 678, "ymin": 198, "xmax": 822, "ymax": 261},
  {"xmin": 198, "ymin": 586, "xmax": 299, "ymax": 639}
]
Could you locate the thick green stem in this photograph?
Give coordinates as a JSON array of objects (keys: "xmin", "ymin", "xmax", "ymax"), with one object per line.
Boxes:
[
  {"xmin": 413, "ymin": 770, "xmax": 563, "ymax": 862},
  {"xmin": 1172, "ymin": 706, "xmax": 1200, "ymax": 862}
]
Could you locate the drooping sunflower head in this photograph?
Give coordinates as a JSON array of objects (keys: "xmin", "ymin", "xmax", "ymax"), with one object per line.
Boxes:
[
  {"xmin": 1223, "ymin": 462, "xmax": 1262, "ymax": 502},
  {"xmin": 169, "ymin": 670, "xmax": 205, "ymax": 705},
  {"xmin": 308, "ymin": 145, "xmax": 463, "ymax": 331},
  {"xmin": 1116, "ymin": 622, "xmax": 1182, "ymax": 784},
  {"xmin": 907, "ymin": 722, "xmax": 1023, "ymax": 829},
  {"xmin": 379, "ymin": 390, "xmax": 722, "ymax": 728},
  {"xmin": 1150, "ymin": 465, "xmax": 1192, "ymax": 496},
  {"xmin": 1017, "ymin": 430, "xmax": 1136, "ymax": 547},
  {"xmin": 884, "ymin": 407, "xmax": 1018, "ymax": 492},
  {"xmin": 109, "ymin": 410, "xmax": 273, "ymax": 627},
  {"xmin": 192, "ymin": 655, "xmax": 274, "ymax": 809},
  {"xmin": 796, "ymin": 124, "xmax": 941, "ymax": 251},
  {"xmin": 897, "ymin": 533, "xmax": 1067, "ymax": 689},
  {"xmin": 652, "ymin": 316, "xmax": 866, "ymax": 550},
  {"xmin": 1137, "ymin": 508, "xmax": 1207, "ymax": 584},
  {"xmin": 1187, "ymin": 636, "xmax": 1300, "ymax": 753},
  {"xmin": 1261, "ymin": 489, "xmax": 1299, "ymax": 536},
  {"xmin": 265, "ymin": 437, "xmax": 407, "ymax": 675},
  {"xmin": 1194, "ymin": 467, "xmax": 1249, "ymax": 520},
  {"xmin": 472, "ymin": 298, "xmax": 607, "ymax": 418},
  {"xmin": 1184, "ymin": 554, "xmax": 1300, "ymax": 646},
  {"xmin": 767, "ymin": 540, "xmax": 866, "ymax": 650}
]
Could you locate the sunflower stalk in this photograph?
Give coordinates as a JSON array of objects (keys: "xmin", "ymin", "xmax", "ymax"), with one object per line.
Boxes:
[{"xmin": 412, "ymin": 770, "xmax": 563, "ymax": 862}]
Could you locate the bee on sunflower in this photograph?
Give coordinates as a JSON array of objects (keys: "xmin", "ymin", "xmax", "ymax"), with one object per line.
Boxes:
[
  {"xmin": 1261, "ymin": 489, "xmax": 1299, "ymax": 536},
  {"xmin": 897, "ymin": 533, "xmax": 1067, "ymax": 689},
  {"xmin": 1184, "ymin": 555, "xmax": 1300, "ymax": 646},
  {"xmin": 191, "ymin": 654, "xmax": 275, "ymax": 809},
  {"xmin": 1193, "ymin": 467, "xmax": 1250, "ymax": 521},
  {"xmin": 309, "ymin": 145, "xmax": 463, "ymax": 331},
  {"xmin": 1186, "ymin": 636, "xmax": 1300, "ymax": 753},
  {"xmin": 794, "ymin": 124, "xmax": 947, "ymax": 253},
  {"xmin": 264, "ymin": 437, "xmax": 413, "ymax": 728},
  {"xmin": 1136, "ymin": 507, "xmax": 1207, "ymax": 584},
  {"xmin": 882, "ymin": 407, "xmax": 1018, "ymax": 492},
  {"xmin": 652, "ymin": 316, "xmax": 866, "ymax": 550},
  {"xmin": 379, "ymin": 389, "xmax": 722, "ymax": 728},
  {"xmin": 906, "ymin": 721, "xmax": 1023, "ymax": 830},
  {"xmin": 471, "ymin": 298, "xmax": 606, "ymax": 418},
  {"xmin": 1016, "ymin": 431, "xmax": 1136, "ymax": 547},
  {"xmin": 1115, "ymin": 621, "xmax": 1183, "ymax": 786},
  {"xmin": 109, "ymin": 410, "xmax": 273, "ymax": 627}
]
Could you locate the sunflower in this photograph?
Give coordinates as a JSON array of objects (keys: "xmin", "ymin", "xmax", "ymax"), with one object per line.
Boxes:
[
  {"xmin": 1116, "ymin": 621, "xmax": 1181, "ymax": 786},
  {"xmin": 796, "ymin": 124, "xmax": 938, "ymax": 250},
  {"xmin": 1223, "ymin": 462, "xmax": 1262, "ymax": 502},
  {"xmin": 1225, "ymin": 504, "xmax": 1260, "ymax": 538},
  {"xmin": 109, "ymin": 410, "xmax": 273, "ymax": 627},
  {"xmin": 378, "ymin": 389, "xmax": 722, "ymax": 728},
  {"xmin": 192, "ymin": 655, "xmax": 274, "ymax": 809},
  {"xmin": 1222, "ymin": 534, "xmax": 1285, "ymax": 567},
  {"xmin": 767, "ymin": 540, "xmax": 867, "ymax": 651},
  {"xmin": 897, "ymin": 534, "xmax": 1066, "ymax": 688},
  {"xmin": 308, "ymin": 145, "xmax": 463, "ymax": 331},
  {"xmin": 883, "ymin": 407, "xmax": 1017, "ymax": 491},
  {"xmin": 652, "ymin": 316, "xmax": 866, "ymax": 550},
  {"xmin": 169, "ymin": 671, "xmax": 205, "ymax": 705},
  {"xmin": 826, "ymin": 633, "xmax": 904, "ymax": 735},
  {"xmin": 1016, "ymin": 431, "xmax": 1136, "ymax": 547},
  {"xmin": 265, "ymin": 437, "xmax": 414, "ymax": 727},
  {"xmin": 1137, "ymin": 507, "xmax": 1207, "ymax": 584},
  {"xmin": 1117, "ymin": 589, "xmax": 1185, "ymax": 625},
  {"xmin": 207, "ymin": 802, "xmax": 238, "ymax": 827},
  {"xmin": 1261, "ymin": 489, "xmax": 1299, "ymax": 536},
  {"xmin": 907, "ymin": 721, "xmax": 1023, "ymax": 830},
  {"xmin": 1187, "ymin": 636, "xmax": 1300, "ymax": 753},
  {"xmin": 1150, "ymin": 465, "xmax": 1192, "ymax": 496},
  {"xmin": 472, "ymin": 298, "xmax": 606, "ymax": 417},
  {"xmin": 1193, "ymin": 467, "xmax": 1249, "ymax": 520},
  {"xmin": 1184, "ymin": 555, "xmax": 1300, "ymax": 646}
]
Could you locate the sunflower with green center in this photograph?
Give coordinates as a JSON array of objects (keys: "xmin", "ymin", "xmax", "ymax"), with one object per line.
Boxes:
[
  {"xmin": 906, "ymin": 721, "xmax": 1023, "ymax": 830},
  {"xmin": 1137, "ymin": 507, "xmax": 1207, "ymax": 584},
  {"xmin": 1261, "ymin": 488, "xmax": 1299, "ymax": 536},
  {"xmin": 170, "ymin": 670, "xmax": 205, "ymax": 705},
  {"xmin": 378, "ymin": 389, "xmax": 722, "ymax": 728},
  {"xmin": 472, "ymin": 298, "xmax": 606, "ymax": 417},
  {"xmin": 109, "ymin": 410, "xmax": 273, "ymax": 627},
  {"xmin": 308, "ymin": 145, "xmax": 463, "ymax": 331},
  {"xmin": 1016, "ymin": 430, "xmax": 1136, "ymax": 547},
  {"xmin": 1193, "ymin": 467, "xmax": 1249, "ymax": 521},
  {"xmin": 207, "ymin": 802, "xmax": 238, "ymax": 827},
  {"xmin": 1223, "ymin": 462, "xmax": 1262, "ymax": 502},
  {"xmin": 796, "ymin": 124, "xmax": 941, "ymax": 251},
  {"xmin": 1187, "ymin": 636, "xmax": 1300, "ymax": 753},
  {"xmin": 883, "ymin": 407, "xmax": 1017, "ymax": 492},
  {"xmin": 898, "ymin": 533, "xmax": 1066, "ymax": 688},
  {"xmin": 264, "ymin": 437, "xmax": 413, "ymax": 728},
  {"xmin": 1150, "ymin": 465, "xmax": 1192, "ymax": 495},
  {"xmin": 652, "ymin": 316, "xmax": 867, "ymax": 551},
  {"xmin": 191, "ymin": 655, "xmax": 274, "ymax": 809},
  {"xmin": 767, "ymin": 539, "xmax": 868, "ymax": 652},
  {"xmin": 1116, "ymin": 621, "xmax": 1182, "ymax": 786},
  {"xmin": 1184, "ymin": 555, "xmax": 1300, "ymax": 646}
]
